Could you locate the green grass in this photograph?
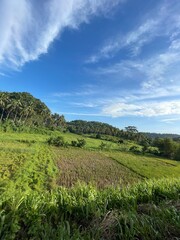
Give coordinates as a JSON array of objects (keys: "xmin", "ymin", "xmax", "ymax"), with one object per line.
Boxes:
[{"xmin": 106, "ymin": 151, "xmax": 180, "ymax": 179}]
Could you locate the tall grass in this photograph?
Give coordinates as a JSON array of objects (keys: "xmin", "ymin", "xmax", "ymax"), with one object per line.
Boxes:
[{"xmin": 0, "ymin": 178, "xmax": 179, "ymax": 239}]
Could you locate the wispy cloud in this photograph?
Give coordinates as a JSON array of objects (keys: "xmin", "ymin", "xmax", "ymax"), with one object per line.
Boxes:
[
  {"xmin": 160, "ymin": 117, "xmax": 180, "ymax": 124},
  {"xmin": 71, "ymin": 102, "xmax": 98, "ymax": 108},
  {"xmin": 0, "ymin": 72, "xmax": 8, "ymax": 77},
  {"xmin": 93, "ymin": 36, "xmax": 180, "ymax": 93},
  {"xmin": 53, "ymin": 87, "xmax": 98, "ymax": 98},
  {"xmin": 86, "ymin": 0, "xmax": 180, "ymax": 63},
  {"xmin": 0, "ymin": 0, "xmax": 123, "ymax": 70}
]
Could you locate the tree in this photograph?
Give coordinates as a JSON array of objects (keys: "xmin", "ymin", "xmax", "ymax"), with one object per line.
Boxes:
[
  {"xmin": 174, "ymin": 145, "xmax": 180, "ymax": 161},
  {"xmin": 163, "ymin": 138, "xmax": 176, "ymax": 159},
  {"xmin": 0, "ymin": 93, "xmax": 9, "ymax": 122},
  {"xmin": 125, "ymin": 126, "xmax": 138, "ymax": 134},
  {"xmin": 13, "ymin": 99, "xmax": 22, "ymax": 123}
]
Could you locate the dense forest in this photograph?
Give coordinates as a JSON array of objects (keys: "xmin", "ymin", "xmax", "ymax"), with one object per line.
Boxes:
[
  {"xmin": 0, "ymin": 92, "xmax": 66, "ymax": 129},
  {"xmin": 68, "ymin": 120, "xmax": 121, "ymax": 136}
]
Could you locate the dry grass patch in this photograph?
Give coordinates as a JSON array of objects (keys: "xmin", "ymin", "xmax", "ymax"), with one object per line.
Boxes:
[{"xmin": 54, "ymin": 148, "xmax": 141, "ymax": 188}]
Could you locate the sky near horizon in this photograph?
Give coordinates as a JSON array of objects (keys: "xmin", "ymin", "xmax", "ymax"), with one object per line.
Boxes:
[{"xmin": 0, "ymin": 0, "xmax": 180, "ymax": 134}]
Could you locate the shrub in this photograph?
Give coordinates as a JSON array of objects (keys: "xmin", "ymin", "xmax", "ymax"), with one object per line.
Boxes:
[
  {"xmin": 47, "ymin": 136, "xmax": 66, "ymax": 147},
  {"xmin": 118, "ymin": 139, "xmax": 124, "ymax": 144},
  {"xmin": 99, "ymin": 142, "xmax": 112, "ymax": 151},
  {"xmin": 129, "ymin": 145, "xmax": 142, "ymax": 154},
  {"xmin": 146, "ymin": 146, "xmax": 160, "ymax": 155},
  {"xmin": 71, "ymin": 139, "xmax": 86, "ymax": 148},
  {"xmin": 96, "ymin": 133, "xmax": 101, "ymax": 139}
]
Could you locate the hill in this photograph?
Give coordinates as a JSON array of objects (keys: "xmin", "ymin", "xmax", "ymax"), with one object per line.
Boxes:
[
  {"xmin": 67, "ymin": 120, "xmax": 121, "ymax": 136},
  {"xmin": 144, "ymin": 132, "xmax": 180, "ymax": 140},
  {"xmin": 0, "ymin": 91, "xmax": 66, "ymax": 129}
]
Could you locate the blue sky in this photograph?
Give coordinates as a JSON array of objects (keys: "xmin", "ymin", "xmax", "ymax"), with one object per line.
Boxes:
[{"xmin": 0, "ymin": 0, "xmax": 180, "ymax": 134}]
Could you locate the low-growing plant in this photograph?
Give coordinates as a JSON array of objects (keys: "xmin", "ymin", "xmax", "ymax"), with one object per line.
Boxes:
[
  {"xmin": 99, "ymin": 142, "xmax": 112, "ymax": 151},
  {"xmin": 71, "ymin": 139, "xmax": 86, "ymax": 148},
  {"xmin": 47, "ymin": 136, "xmax": 68, "ymax": 147},
  {"xmin": 146, "ymin": 146, "xmax": 160, "ymax": 155},
  {"xmin": 129, "ymin": 145, "xmax": 142, "ymax": 154}
]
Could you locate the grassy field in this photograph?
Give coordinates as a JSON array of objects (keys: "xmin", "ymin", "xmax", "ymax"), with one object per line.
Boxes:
[
  {"xmin": 106, "ymin": 151, "xmax": 180, "ymax": 179},
  {"xmin": 1, "ymin": 131, "xmax": 180, "ymax": 187},
  {"xmin": 0, "ymin": 131, "xmax": 180, "ymax": 239}
]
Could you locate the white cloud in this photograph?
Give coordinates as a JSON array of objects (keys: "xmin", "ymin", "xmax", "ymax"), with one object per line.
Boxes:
[
  {"xmin": 53, "ymin": 87, "xmax": 98, "ymax": 98},
  {"xmin": 0, "ymin": 0, "xmax": 122, "ymax": 70},
  {"xmin": 102, "ymin": 100, "xmax": 180, "ymax": 117},
  {"xmin": 86, "ymin": 0, "xmax": 180, "ymax": 63}
]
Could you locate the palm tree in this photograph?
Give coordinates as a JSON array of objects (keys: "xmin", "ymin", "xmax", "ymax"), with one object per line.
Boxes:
[
  {"xmin": 0, "ymin": 93, "xmax": 9, "ymax": 122},
  {"xmin": 23, "ymin": 103, "xmax": 34, "ymax": 124},
  {"xmin": 13, "ymin": 99, "xmax": 22, "ymax": 123},
  {"xmin": 5, "ymin": 102, "xmax": 13, "ymax": 121}
]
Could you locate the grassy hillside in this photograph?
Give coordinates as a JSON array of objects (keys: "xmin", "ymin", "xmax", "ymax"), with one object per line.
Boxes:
[{"xmin": 0, "ymin": 130, "xmax": 180, "ymax": 239}]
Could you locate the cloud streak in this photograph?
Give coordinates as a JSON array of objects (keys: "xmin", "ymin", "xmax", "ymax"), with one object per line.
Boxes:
[
  {"xmin": 86, "ymin": 0, "xmax": 180, "ymax": 63},
  {"xmin": 0, "ymin": 0, "xmax": 122, "ymax": 70}
]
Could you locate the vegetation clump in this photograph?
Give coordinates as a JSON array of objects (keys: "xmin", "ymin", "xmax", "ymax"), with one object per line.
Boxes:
[
  {"xmin": 71, "ymin": 138, "xmax": 86, "ymax": 148},
  {"xmin": 47, "ymin": 136, "xmax": 68, "ymax": 147}
]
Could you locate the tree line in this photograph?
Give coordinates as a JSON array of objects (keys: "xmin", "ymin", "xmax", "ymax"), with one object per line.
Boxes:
[
  {"xmin": 0, "ymin": 92, "xmax": 66, "ymax": 130},
  {"xmin": 67, "ymin": 121, "xmax": 150, "ymax": 144}
]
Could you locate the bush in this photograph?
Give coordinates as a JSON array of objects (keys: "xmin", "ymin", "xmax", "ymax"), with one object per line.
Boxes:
[
  {"xmin": 118, "ymin": 139, "xmax": 124, "ymax": 144},
  {"xmin": 146, "ymin": 146, "xmax": 160, "ymax": 155},
  {"xmin": 96, "ymin": 133, "xmax": 101, "ymax": 139},
  {"xmin": 99, "ymin": 142, "xmax": 112, "ymax": 151},
  {"xmin": 71, "ymin": 139, "xmax": 86, "ymax": 148},
  {"xmin": 47, "ymin": 136, "xmax": 67, "ymax": 147},
  {"xmin": 129, "ymin": 145, "xmax": 142, "ymax": 154}
]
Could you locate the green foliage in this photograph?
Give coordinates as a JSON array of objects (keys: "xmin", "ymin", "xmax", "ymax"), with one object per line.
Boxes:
[
  {"xmin": 71, "ymin": 138, "xmax": 86, "ymax": 148},
  {"xmin": 99, "ymin": 142, "xmax": 112, "ymax": 151},
  {"xmin": 68, "ymin": 120, "xmax": 121, "ymax": 136},
  {"xmin": 174, "ymin": 145, "xmax": 180, "ymax": 161},
  {"xmin": 47, "ymin": 136, "xmax": 68, "ymax": 147},
  {"xmin": 146, "ymin": 146, "xmax": 160, "ymax": 155},
  {"xmin": 0, "ymin": 91, "xmax": 66, "ymax": 130},
  {"xmin": 0, "ymin": 178, "xmax": 179, "ymax": 239},
  {"xmin": 153, "ymin": 137, "xmax": 180, "ymax": 159},
  {"xmin": 129, "ymin": 145, "xmax": 142, "ymax": 154}
]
